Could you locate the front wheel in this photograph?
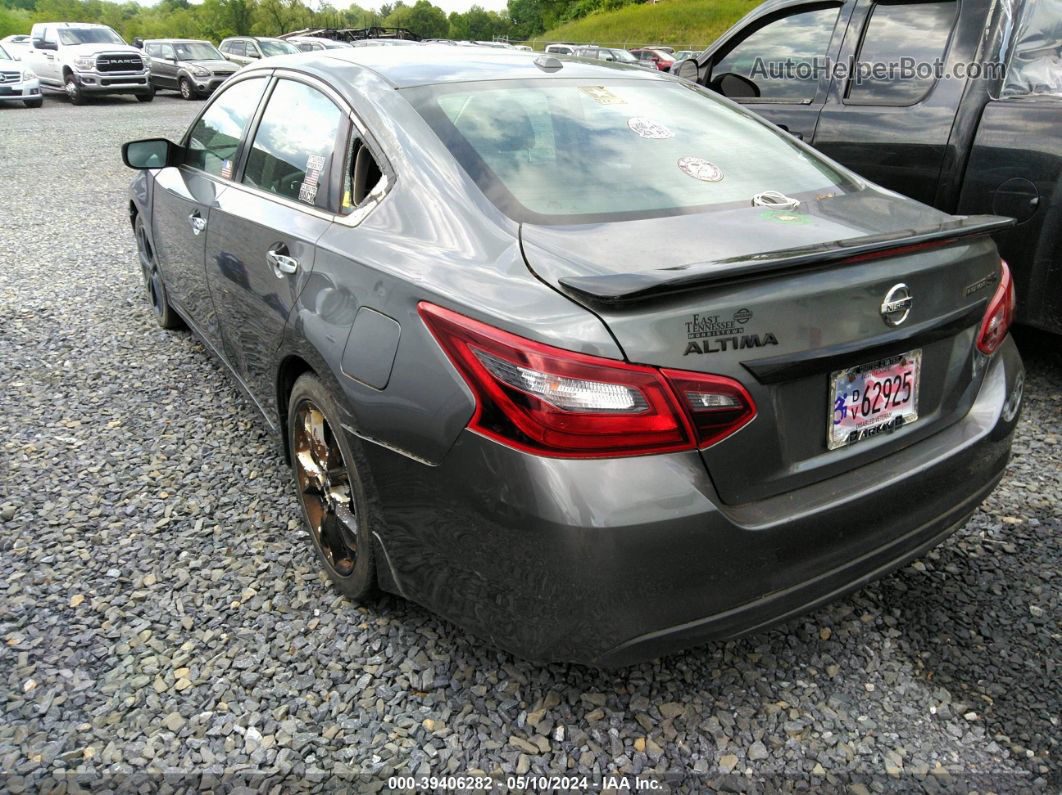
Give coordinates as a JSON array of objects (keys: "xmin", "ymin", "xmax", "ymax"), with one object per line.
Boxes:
[
  {"xmin": 135, "ymin": 215, "xmax": 182, "ymax": 329},
  {"xmin": 64, "ymin": 74, "xmax": 84, "ymax": 105},
  {"xmin": 24, "ymin": 98, "xmax": 42, "ymax": 108},
  {"xmin": 136, "ymin": 87, "xmax": 154, "ymax": 103},
  {"xmin": 178, "ymin": 77, "xmax": 196, "ymax": 101},
  {"xmin": 288, "ymin": 373, "xmax": 376, "ymax": 601}
]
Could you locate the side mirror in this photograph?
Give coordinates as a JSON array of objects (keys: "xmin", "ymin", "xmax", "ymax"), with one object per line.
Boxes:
[
  {"xmin": 710, "ymin": 71, "xmax": 761, "ymax": 99},
  {"xmin": 122, "ymin": 138, "xmax": 180, "ymax": 169},
  {"xmin": 33, "ymin": 39, "xmax": 58, "ymax": 51},
  {"xmin": 675, "ymin": 58, "xmax": 699, "ymax": 82},
  {"xmin": 247, "ymin": 51, "xmax": 260, "ymax": 59}
]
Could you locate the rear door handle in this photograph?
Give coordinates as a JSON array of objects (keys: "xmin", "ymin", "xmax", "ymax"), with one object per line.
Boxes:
[
  {"xmin": 267, "ymin": 246, "xmax": 299, "ymax": 276},
  {"xmin": 188, "ymin": 211, "xmax": 206, "ymax": 236}
]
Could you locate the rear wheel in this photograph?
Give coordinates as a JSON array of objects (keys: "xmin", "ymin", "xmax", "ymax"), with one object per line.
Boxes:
[
  {"xmin": 64, "ymin": 74, "xmax": 84, "ymax": 105},
  {"xmin": 24, "ymin": 98, "xmax": 42, "ymax": 108},
  {"xmin": 135, "ymin": 215, "xmax": 182, "ymax": 329},
  {"xmin": 178, "ymin": 77, "xmax": 195, "ymax": 100},
  {"xmin": 288, "ymin": 373, "xmax": 376, "ymax": 601}
]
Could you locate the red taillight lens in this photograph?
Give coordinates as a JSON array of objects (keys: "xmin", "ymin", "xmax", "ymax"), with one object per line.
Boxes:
[
  {"xmin": 662, "ymin": 369, "xmax": 757, "ymax": 448},
  {"xmin": 976, "ymin": 260, "xmax": 1015, "ymax": 355},
  {"xmin": 419, "ymin": 303, "xmax": 756, "ymax": 458}
]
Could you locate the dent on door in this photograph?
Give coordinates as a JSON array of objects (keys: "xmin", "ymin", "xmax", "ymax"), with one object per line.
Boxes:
[{"xmin": 151, "ymin": 167, "xmax": 225, "ymax": 348}]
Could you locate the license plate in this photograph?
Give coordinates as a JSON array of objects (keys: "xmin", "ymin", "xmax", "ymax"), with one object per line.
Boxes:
[{"xmin": 828, "ymin": 349, "xmax": 921, "ymax": 450}]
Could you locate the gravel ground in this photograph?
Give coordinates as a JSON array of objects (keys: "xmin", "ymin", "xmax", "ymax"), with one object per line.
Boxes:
[{"xmin": 0, "ymin": 93, "xmax": 1059, "ymax": 793}]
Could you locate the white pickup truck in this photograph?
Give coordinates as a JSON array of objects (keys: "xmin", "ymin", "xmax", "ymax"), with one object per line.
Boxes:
[{"xmin": 26, "ymin": 22, "xmax": 152, "ymax": 104}]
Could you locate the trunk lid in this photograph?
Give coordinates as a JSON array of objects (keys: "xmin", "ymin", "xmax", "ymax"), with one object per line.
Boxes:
[{"xmin": 521, "ymin": 190, "xmax": 1011, "ymax": 504}]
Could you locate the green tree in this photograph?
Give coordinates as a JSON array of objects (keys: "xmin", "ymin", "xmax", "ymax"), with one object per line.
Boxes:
[{"xmin": 387, "ymin": 0, "xmax": 445, "ymax": 37}]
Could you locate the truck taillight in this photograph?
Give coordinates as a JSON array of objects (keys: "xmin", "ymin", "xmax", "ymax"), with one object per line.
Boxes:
[
  {"xmin": 976, "ymin": 260, "xmax": 1015, "ymax": 355},
  {"xmin": 419, "ymin": 303, "xmax": 755, "ymax": 458}
]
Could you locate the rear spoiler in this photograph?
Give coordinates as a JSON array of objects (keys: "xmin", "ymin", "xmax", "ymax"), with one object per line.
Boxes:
[{"xmin": 558, "ymin": 215, "xmax": 1015, "ymax": 305}]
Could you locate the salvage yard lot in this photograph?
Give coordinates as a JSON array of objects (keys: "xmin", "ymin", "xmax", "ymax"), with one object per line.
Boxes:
[{"xmin": 0, "ymin": 96, "xmax": 1059, "ymax": 789}]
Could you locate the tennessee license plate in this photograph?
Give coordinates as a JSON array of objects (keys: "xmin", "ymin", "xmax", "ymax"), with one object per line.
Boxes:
[{"xmin": 828, "ymin": 350, "xmax": 921, "ymax": 450}]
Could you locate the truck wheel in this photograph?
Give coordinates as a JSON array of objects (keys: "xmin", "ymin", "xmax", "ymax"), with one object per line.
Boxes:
[
  {"xmin": 136, "ymin": 88, "xmax": 154, "ymax": 103},
  {"xmin": 64, "ymin": 74, "xmax": 84, "ymax": 105},
  {"xmin": 24, "ymin": 98, "xmax": 43, "ymax": 108},
  {"xmin": 178, "ymin": 77, "xmax": 196, "ymax": 100}
]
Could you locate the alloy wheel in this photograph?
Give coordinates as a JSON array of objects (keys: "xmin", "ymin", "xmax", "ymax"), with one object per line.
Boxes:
[{"xmin": 292, "ymin": 400, "xmax": 359, "ymax": 576}]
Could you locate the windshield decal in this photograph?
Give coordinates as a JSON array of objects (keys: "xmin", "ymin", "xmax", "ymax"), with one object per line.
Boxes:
[
  {"xmin": 579, "ymin": 85, "xmax": 625, "ymax": 105},
  {"xmin": 627, "ymin": 117, "xmax": 674, "ymax": 139},
  {"xmin": 677, "ymin": 156, "xmax": 723, "ymax": 182}
]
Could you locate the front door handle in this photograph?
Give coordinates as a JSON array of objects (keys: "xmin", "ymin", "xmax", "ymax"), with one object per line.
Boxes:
[
  {"xmin": 267, "ymin": 246, "xmax": 299, "ymax": 276},
  {"xmin": 776, "ymin": 124, "xmax": 804, "ymax": 140},
  {"xmin": 188, "ymin": 212, "xmax": 206, "ymax": 236}
]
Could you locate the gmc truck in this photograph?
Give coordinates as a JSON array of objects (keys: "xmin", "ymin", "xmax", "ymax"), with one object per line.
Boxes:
[
  {"xmin": 678, "ymin": 0, "xmax": 1062, "ymax": 333},
  {"xmin": 27, "ymin": 22, "xmax": 152, "ymax": 104}
]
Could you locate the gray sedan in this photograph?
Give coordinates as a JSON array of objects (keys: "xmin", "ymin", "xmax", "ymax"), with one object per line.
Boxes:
[{"xmin": 121, "ymin": 46, "xmax": 1024, "ymax": 666}]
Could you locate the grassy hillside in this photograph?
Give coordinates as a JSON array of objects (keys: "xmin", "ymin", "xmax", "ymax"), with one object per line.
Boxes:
[{"xmin": 532, "ymin": 0, "xmax": 758, "ymax": 51}]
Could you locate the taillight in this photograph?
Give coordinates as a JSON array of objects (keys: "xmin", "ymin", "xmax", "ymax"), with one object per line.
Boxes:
[
  {"xmin": 419, "ymin": 303, "xmax": 756, "ymax": 458},
  {"xmin": 662, "ymin": 369, "xmax": 757, "ymax": 448},
  {"xmin": 976, "ymin": 260, "xmax": 1015, "ymax": 355}
]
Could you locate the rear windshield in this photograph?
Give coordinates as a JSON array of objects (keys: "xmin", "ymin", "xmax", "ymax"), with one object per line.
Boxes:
[{"xmin": 407, "ymin": 79, "xmax": 854, "ymax": 224}]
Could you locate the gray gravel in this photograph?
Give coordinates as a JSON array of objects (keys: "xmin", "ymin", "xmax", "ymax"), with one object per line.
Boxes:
[{"xmin": 0, "ymin": 93, "xmax": 1059, "ymax": 792}]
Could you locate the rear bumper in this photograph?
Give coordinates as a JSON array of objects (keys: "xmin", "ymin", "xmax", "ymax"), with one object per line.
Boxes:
[{"xmin": 360, "ymin": 336, "xmax": 1024, "ymax": 666}]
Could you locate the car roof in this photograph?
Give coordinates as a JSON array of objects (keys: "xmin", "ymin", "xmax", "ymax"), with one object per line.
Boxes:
[
  {"xmin": 309, "ymin": 45, "xmax": 669, "ymax": 88},
  {"xmin": 145, "ymin": 38, "xmax": 211, "ymax": 44}
]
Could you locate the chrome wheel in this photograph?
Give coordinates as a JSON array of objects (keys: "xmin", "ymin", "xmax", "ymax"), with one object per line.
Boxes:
[
  {"xmin": 179, "ymin": 78, "xmax": 193, "ymax": 100},
  {"xmin": 293, "ymin": 400, "xmax": 358, "ymax": 577}
]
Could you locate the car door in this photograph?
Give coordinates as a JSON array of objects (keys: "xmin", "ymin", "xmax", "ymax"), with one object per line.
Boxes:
[
  {"xmin": 203, "ymin": 73, "xmax": 344, "ymax": 410},
  {"xmin": 33, "ymin": 25, "xmax": 60, "ymax": 84},
  {"xmin": 703, "ymin": 1, "xmax": 850, "ymax": 142},
  {"xmin": 811, "ymin": 0, "xmax": 967, "ymax": 205},
  {"xmin": 151, "ymin": 75, "xmax": 269, "ymax": 352},
  {"xmin": 159, "ymin": 43, "xmax": 180, "ymax": 88},
  {"xmin": 227, "ymin": 40, "xmax": 249, "ymax": 66}
]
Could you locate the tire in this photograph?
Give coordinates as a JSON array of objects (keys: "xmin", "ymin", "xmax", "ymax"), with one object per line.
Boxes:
[
  {"xmin": 64, "ymin": 73, "xmax": 84, "ymax": 105},
  {"xmin": 24, "ymin": 98, "xmax": 42, "ymax": 108},
  {"xmin": 134, "ymin": 215, "xmax": 182, "ymax": 330},
  {"xmin": 136, "ymin": 87, "xmax": 154, "ymax": 102},
  {"xmin": 178, "ymin": 77, "xmax": 196, "ymax": 101},
  {"xmin": 287, "ymin": 373, "xmax": 376, "ymax": 601}
]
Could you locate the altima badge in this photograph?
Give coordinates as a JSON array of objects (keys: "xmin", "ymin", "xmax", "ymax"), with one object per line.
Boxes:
[{"xmin": 881, "ymin": 283, "xmax": 913, "ymax": 326}]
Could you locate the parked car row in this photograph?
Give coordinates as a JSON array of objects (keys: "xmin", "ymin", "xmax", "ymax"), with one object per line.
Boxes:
[
  {"xmin": 2, "ymin": 23, "xmax": 412, "ymax": 107},
  {"xmin": 548, "ymin": 41, "xmax": 700, "ymax": 73}
]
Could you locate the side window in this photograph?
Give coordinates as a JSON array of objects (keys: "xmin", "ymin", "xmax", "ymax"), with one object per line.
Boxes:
[
  {"xmin": 247, "ymin": 42, "xmax": 262, "ymax": 59},
  {"xmin": 145, "ymin": 43, "xmax": 160, "ymax": 57},
  {"xmin": 219, "ymin": 41, "xmax": 232, "ymax": 54},
  {"xmin": 184, "ymin": 77, "xmax": 267, "ymax": 177},
  {"xmin": 243, "ymin": 79, "xmax": 343, "ymax": 207},
  {"xmin": 43, "ymin": 27, "xmax": 57, "ymax": 46},
  {"xmin": 846, "ymin": 1, "xmax": 956, "ymax": 105},
  {"xmin": 341, "ymin": 133, "xmax": 385, "ymax": 213},
  {"xmin": 713, "ymin": 6, "xmax": 841, "ymax": 102},
  {"xmin": 162, "ymin": 44, "xmax": 175, "ymax": 60},
  {"xmin": 230, "ymin": 41, "xmax": 246, "ymax": 57}
]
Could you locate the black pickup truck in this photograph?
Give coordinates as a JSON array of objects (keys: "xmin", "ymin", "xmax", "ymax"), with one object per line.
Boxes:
[{"xmin": 678, "ymin": 0, "xmax": 1061, "ymax": 333}]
